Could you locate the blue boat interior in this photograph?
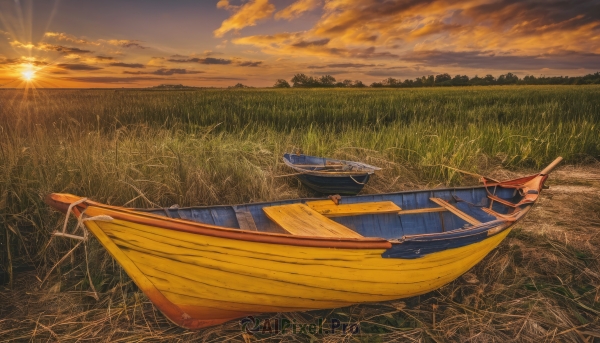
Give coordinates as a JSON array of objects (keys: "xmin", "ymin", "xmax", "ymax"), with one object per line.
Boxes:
[
  {"xmin": 143, "ymin": 185, "xmax": 523, "ymax": 240},
  {"xmin": 283, "ymin": 153, "xmax": 380, "ymax": 172}
]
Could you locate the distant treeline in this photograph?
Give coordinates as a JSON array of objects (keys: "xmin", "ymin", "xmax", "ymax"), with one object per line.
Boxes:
[{"xmin": 273, "ymin": 72, "xmax": 600, "ymax": 88}]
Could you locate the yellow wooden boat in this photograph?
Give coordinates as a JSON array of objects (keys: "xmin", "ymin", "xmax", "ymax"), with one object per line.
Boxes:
[{"xmin": 45, "ymin": 157, "xmax": 562, "ymax": 329}]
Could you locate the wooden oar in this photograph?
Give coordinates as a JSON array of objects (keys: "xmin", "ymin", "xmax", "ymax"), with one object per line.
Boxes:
[{"xmin": 540, "ymin": 157, "xmax": 563, "ymax": 175}]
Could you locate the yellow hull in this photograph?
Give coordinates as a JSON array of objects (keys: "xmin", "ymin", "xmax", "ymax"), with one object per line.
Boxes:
[{"xmin": 82, "ymin": 205, "xmax": 512, "ymax": 329}]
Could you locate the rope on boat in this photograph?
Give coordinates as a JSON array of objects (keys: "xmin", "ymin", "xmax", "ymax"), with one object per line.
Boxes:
[
  {"xmin": 425, "ymin": 164, "xmax": 500, "ymax": 183},
  {"xmin": 349, "ymin": 175, "xmax": 366, "ymax": 185},
  {"xmin": 60, "ymin": 197, "xmax": 88, "ymax": 234},
  {"xmin": 48, "ymin": 198, "xmax": 114, "ymax": 300},
  {"xmin": 55, "ymin": 197, "xmax": 113, "ymax": 240}
]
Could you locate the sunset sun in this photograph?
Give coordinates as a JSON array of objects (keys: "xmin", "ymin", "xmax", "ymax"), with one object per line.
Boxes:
[{"xmin": 21, "ymin": 66, "xmax": 36, "ymax": 81}]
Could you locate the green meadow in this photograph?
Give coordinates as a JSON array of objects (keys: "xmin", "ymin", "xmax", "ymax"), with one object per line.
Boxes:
[{"xmin": 0, "ymin": 85, "xmax": 599, "ymax": 341}]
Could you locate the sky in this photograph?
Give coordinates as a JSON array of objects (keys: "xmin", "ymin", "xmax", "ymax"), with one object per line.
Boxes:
[{"xmin": 0, "ymin": 0, "xmax": 599, "ymax": 88}]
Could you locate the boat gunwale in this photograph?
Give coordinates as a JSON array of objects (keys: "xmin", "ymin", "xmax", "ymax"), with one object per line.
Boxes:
[
  {"xmin": 282, "ymin": 154, "xmax": 381, "ymax": 176},
  {"xmin": 45, "ymin": 173, "xmax": 542, "ymax": 250},
  {"xmin": 46, "ymin": 195, "xmax": 393, "ymax": 249}
]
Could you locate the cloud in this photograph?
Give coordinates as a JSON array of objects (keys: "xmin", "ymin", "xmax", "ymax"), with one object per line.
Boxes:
[
  {"xmin": 214, "ymin": 0, "xmax": 275, "ymax": 37},
  {"xmin": 95, "ymin": 55, "xmax": 114, "ymax": 60},
  {"xmin": 2, "ymin": 57, "xmax": 49, "ymax": 66},
  {"xmin": 275, "ymin": 0, "xmax": 320, "ymax": 20},
  {"xmin": 10, "ymin": 40, "xmax": 94, "ymax": 54},
  {"xmin": 312, "ymin": 0, "xmax": 600, "ymax": 51},
  {"xmin": 308, "ymin": 63, "xmax": 376, "ymax": 69},
  {"xmin": 56, "ymin": 63, "xmax": 103, "ymax": 71},
  {"xmin": 41, "ymin": 44, "xmax": 93, "ymax": 54},
  {"xmin": 238, "ymin": 61, "xmax": 263, "ymax": 67},
  {"xmin": 43, "ymin": 32, "xmax": 152, "ymax": 51},
  {"xmin": 291, "ymin": 38, "xmax": 330, "ymax": 48},
  {"xmin": 106, "ymin": 39, "xmax": 147, "ymax": 49},
  {"xmin": 63, "ymin": 76, "xmax": 164, "ymax": 84},
  {"xmin": 152, "ymin": 68, "xmax": 203, "ymax": 75},
  {"xmin": 0, "ymin": 58, "xmax": 20, "ymax": 65},
  {"xmin": 63, "ymin": 75, "xmax": 246, "ymax": 84},
  {"xmin": 9, "ymin": 41, "xmax": 36, "ymax": 49},
  {"xmin": 123, "ymin": 68, "xmax": 204, "ymax": 75},
  {"xmin": 230, "ymin": 0, "xmax": 600, "ymax": 72},
  {"xmin": 168, "ymin": 57, "xmax": 232, "ymax": 65},
  {"xmin": 109, "ymin": 62, "xmax": 145, "ymax": 68},
  {"xmin": 464, "ymin": 0, "xmax": 600, "ymax": 34},
  {"xmin": 401, "ymin": 50, "xmax": 600, "ymax": 70},
  {"xmin": 234, "ymin": 34, "xmax": 398, "ymax": 59},
  {"xmin": 0, "ymin": 57, "xmax": 49, "ymax": 67},
  {"xmin": 43, "ymin": 32, "xmax": 99, "ymax": 45},
  {"xmin": 365, "ymin": 67, "xmax": 438, "ymax": 78},
  {"xmin": 216, "ymin": 0, "xmax": 238, "ymax": 11},
  {"xmin": 168, "ymin": 56, "xmax": 261, "ymax": 67}
]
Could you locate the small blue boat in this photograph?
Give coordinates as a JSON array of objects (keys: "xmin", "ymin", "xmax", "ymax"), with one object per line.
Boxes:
[{"xmin": 283, "ymin": 153, "xmax": 381, "ymax": 195}]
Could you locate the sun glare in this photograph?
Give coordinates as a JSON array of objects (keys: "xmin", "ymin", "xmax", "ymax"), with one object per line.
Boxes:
[{"xmin": 21, "ymin": 66, "xmax": 36, "ymax": 82}]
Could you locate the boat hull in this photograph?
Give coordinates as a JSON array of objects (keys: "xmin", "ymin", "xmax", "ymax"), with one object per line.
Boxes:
[
  {"xmin": 81, "ymin": 204, "xmax": 512, "ymax": 329},
  {"xmin": 297, "ymin": 173, "xmax": 370, "ymax": 195}
]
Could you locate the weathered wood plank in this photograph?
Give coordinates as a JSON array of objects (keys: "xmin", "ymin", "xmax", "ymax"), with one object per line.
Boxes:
[
  {"xmin": 480, "ymin": 207, "xmax": 518, "ymax": 221},
  {"xmin": 263, "ymin": 204, "xmax": 363, "ymax": 238},
  {"xmin": 429, "ymin": 198, "xmax": 481, "ymax": 226},
  {"xmin": 487, "ymin": 194, "xmax": 518, "ymax": 208},
  {"xmin": 234, "ymin": 210, "xmax": 258, "ymax": 231},
  {"xmin": 398, "ymin": 207, "xmax": 447, "ymax": 215},
  {"xmin": 306, "ymin": 200, "xmax": 401, "ymax": 217}
]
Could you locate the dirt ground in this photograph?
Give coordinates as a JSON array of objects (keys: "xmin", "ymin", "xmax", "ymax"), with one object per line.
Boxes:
[{"xmin": 1, "ymin": 164, "xmax": 599, "ymax": 342}]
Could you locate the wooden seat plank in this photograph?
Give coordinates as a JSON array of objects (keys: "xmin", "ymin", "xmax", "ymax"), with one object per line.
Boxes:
[
  {"xmin": 429, "ymin": 198, "xmax": 481, "ymax": 226},
  {"xmin": 398, "ymin": 207, "xmax": 447, "ymax": 215},
  {"xmin": 487, "ymin": 194, "xmax": 518, "ymax": 208},
  {"xmin": 263, "ymin": 204, "xmax": 363, "ymax": 238},
  {"xmin": 306, "ymin": 200, "xmax": 401, "ymax": 217},
  {"xmin": 234, "ymin": 210, "xmax": 258, "ymax": 231},
  {"xmin": 481, "ymin": 207, "xmax": 518, "ymax": 221}
]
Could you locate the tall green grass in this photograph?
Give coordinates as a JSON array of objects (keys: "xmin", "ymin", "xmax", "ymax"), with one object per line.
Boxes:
[{"xmin": 0, "ymin": 86, "xmax": 599, "ymax": 285}]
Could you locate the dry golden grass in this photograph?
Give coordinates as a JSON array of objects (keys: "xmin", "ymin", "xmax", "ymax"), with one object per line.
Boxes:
[
  {"xmin": 1, "ymin": 87, "xmax": 599, "ymax": 342},
  {"xmin": 1, "ymin": 164, "xmax": 599, "ymax": 342}
]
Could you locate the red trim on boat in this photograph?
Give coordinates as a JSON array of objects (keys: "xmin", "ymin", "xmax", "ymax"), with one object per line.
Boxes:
[{"xmin": 45, "ymin": 193, "xmax": 393, "ymax": 250}]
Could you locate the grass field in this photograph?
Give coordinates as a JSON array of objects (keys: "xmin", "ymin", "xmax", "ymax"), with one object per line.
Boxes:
[{"xmin": 0, "ymin": 86, "xmax": 599, "ymax": 342}]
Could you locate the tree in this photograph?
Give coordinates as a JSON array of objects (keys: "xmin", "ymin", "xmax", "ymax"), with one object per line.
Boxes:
[
  {"xmin": 291, "ymin": 74, "xmax": 309, "ymax": 87},
  {"xmin": 273, "ymin": 79, "xmax": 291, "ymax": 88},
  {"xmin": 319, "ymin": 75, "xmax": 336, "ymax": 87},
  {"xmin": 470, "ymin": 75, "xmax": 483, "ymax": 85},
  {"xmin": 503, "ymin": 72, "xmax": 519, "ymax": 84},
  {"xmin": 352, "ymin": 80, "xmax": 366, "ymax": 88},
  {"xmin": 229, "ymin": 83, "xmax": 249, "ymax": 88},
  {"xmin": 435, "ymin": 73, "xmax": 451, "ymax": 84},
  {"xmin": 382, "ymin": 77, "xmax": 399, "ymax": 87},
  {"xmin": 483, "ymin": 74, "xmax": 496, "ymax": 84},
  {"xmin": 425, "ymin": 75, "xmax": 435, "ymax": 87},
  {"xmin": 451, "ymin": 75, "xmax": 469, "ymax": 86}
]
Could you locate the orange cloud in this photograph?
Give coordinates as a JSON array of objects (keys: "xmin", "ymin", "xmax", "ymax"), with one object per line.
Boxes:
[
  {"xmin": 104, "ymin": 39, "xmax": 147, "ymax": 49},
  {"xmin": 232, "ymin": 0, "xmax": 600, "ymax": 63},
  {"xmin": 9, "ymin": 41, "xmax": 35, "ymax": 49},
  {"xmin": 275, "ymin": 0, "xmax": 321, "ymax": 20},
  {"xmin": 234, "ymin": 33, "xmax": 397, "ymax": 60},
  {"xmin": 43, "ymin": 32, "xmax": 99, "ymax": 45},
  {"xmin": 214, "ymin": 0, "xmax": 276, "ymax": 37}
]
